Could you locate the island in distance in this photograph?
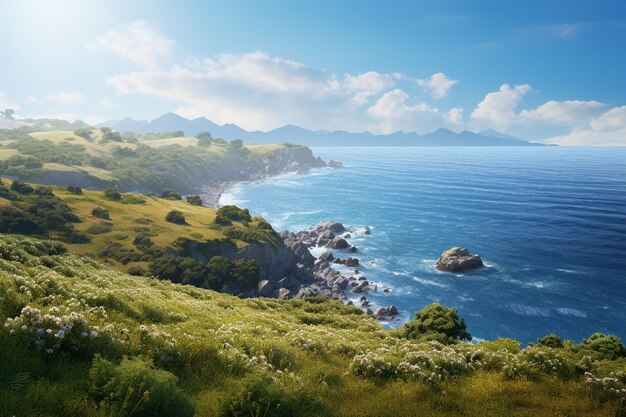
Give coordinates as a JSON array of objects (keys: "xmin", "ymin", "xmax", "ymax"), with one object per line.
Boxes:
[{"xmin": 97, "ymin": 112, "xmax": 552, "ymax": 147}]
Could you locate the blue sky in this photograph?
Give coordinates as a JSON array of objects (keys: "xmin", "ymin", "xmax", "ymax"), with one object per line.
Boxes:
[{"xmin": 1, "ymin": 0, "xmax": 625, "ymax": 144}]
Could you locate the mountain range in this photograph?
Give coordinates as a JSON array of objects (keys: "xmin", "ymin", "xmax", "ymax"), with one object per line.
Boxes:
[{"xmin": 97, "ymin": 113, "xmax": 548, "ymax": 147}]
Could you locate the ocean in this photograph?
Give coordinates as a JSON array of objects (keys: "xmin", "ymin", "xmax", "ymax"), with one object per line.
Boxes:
[{"xmin": 220, "ymin": 146, "xmax": 626, "ymax": 344}]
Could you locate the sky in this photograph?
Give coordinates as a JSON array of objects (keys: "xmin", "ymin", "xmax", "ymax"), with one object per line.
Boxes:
[{"xmin": 1, "ymin": 0, "xmax": 626, "ymax": 145}]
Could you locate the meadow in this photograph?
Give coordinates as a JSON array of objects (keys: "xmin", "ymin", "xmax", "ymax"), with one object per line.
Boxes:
[{"xmin": 0, "ymin": 235, "xmax": 624, "ymax": 416}]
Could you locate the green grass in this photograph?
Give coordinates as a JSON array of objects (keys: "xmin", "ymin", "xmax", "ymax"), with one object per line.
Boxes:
[
  {"xmin": 0, "ymin": 177, "xmax": 278, "ymax": 273},
  {"xmin": 0, "ymin": 235, "xmax": 623, "ymax": 416}
]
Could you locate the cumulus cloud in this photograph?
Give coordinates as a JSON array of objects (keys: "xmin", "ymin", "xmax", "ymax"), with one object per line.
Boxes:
[
  {"xmin": 471, "ymin": 84, "xmax": 532, "ymax": 128},
  {"xmin": 44, "ymin": 92, "xmax": 85, "ymax": 105},
  {"xmin": 366, "ymin": 89, "xmax": 442, "ymax": 133},
  {"xmin": 87, "ymin": 20, "xmax": 175, "ymax": 67},
  {"xmin": 545, "ymin": 106, "xmax": 626, "ymax": 146},
  {"xmin": 444, "ymin": 107, "xmax": 464, "ymax": 124},
  {"xmin": 520, "ymin": 100, "xmax": 605, "ymax": 126},
  {"xmin": 416, "ymin": 72, "xmax": 458, "ymax": 99}
]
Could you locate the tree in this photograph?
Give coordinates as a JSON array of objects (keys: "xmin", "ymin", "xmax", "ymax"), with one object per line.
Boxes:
[
  {"xmin": 195, "ymin": 131, "xmax": 212, "ymax": 140},
  {"xmin": 165, "ymin": 210, "xmax": 186, "ymax": 225},
  {"xmin": 230, "ymin": 139, "xmax": 243, "ymax": 148},
  {"xmin": 535, "ymin": 334, "xmax": 564, "ymax": 348},
  {"xmin": 581, "ymin": 333, "xmax": 625, "ymax": 360},
  {"xmin": 186, "ymin": 195, "xmax": 203, "ymax": 206},
  {"xmin": 404, "ymin": 303, "xmax": 471, "ymax": 344},
  {"xmin": 91, "ymin": 207, "xmax": 110, "ymax": 220},
  {"xmin": 161, "ymin": 189, "xmax": 182, "ymax": 200},
  {"xmin": 10, "ymin": 180, "xmax": 34, "ymax": 194},
  {"xmin": 103, "ymin": 187, "xmax": 122, "ymax": 201},
  {"xmin": 172, "ymin": 130, "xmax": 185, "ymax": 138}
]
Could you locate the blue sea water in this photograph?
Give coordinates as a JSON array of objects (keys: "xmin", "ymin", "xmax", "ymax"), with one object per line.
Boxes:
[{"xmin": 221, "ymin": 147, "xmax": 626, "ymax": 344}]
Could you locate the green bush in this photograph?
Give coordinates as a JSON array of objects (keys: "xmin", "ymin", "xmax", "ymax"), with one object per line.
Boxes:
[
  {"xmin": 86, "ymin": 222, "xmax": 113, "ymax": 235},
  {"xmin": 10, "ymin": 180, "xmax": 34, "ymax": 194},
  {"xmin": 127, "ymin": 265, "xmax": 147, "ymax": 276},
  {"xmin": 87, "ymin": 355, "xmax": 194, "ymax": 417},
  {"xmin": 186, "ymin": 194, "xmax": 203, "ymax": 206},
  {"xmin": 404, "ymin": 303, "xmax": 471, "ymax": 344},
  {"xmin": 219, "ymin": 375, "xmax": 323, "ymax": 417},
  {"xmin": 103, "ymin": 187, "xmax": 122, "ymax": 201},
  {"xmin": 215, "ymin": 205, "xmax": 252, "ymax": 225},
  {"xmin": 580, "ymin": 333, "xmax": 626, "ymax": 360},
  {"xmin": 66, "ymin": 186, "xmax": 83, "ymax": 195},
  {"xmin": 161, "ymin": 189, "xmax": 182, "ymax": 200},
  {"xmin": 535, "ymin": 334, "xmax": 564, "ymax": 348},
  {"xmin": 92, "ymin": 207, "xmax": 110, "ymax": 220},
  {"xmin": 165, "ymin": 210, "xmax": 186, "ymax": 224}
]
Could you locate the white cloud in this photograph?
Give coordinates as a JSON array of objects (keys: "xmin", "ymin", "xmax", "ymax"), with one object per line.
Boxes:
[
  {"xmin": 344, "ymin": 71, "xmax": 396, "ymax": 106},
  {"xmin": 416, "ymin": 72, "xmax": 458, "ymax": 99},
  {"xmin": 45, "ymin": 92, "xmax": 85, "ymax": 105},
  {"xmin": 109, "ymin": 51, "xmax": 412, "ymax": 131},
  {"xmin": 471, "ymin": 83, "xmax": 532, "ymax": 128},
  {"xmin": 444, "ymin": 107, "xmax": 464, "ymax": 124},
  {"xmin": 520, "ymin": 100, "xmax": 605, "ymax": 126},
  {"xmin": 590, "ymin": 106, "xmax": 626, "ymax": 131},
  {"xmin": 0, "ymin": 92, "xmax": 19, "ymax": 110},
  {"xmin": 545, "ymin": 106, "xmax": 626, "ymax": 146},
  {"xmin": 366, "ymin": 89, "xmax": 442, "ymax": 133},
  {"xmin": 26, "ymin": 95, "xmax": 40, "ymax": 104},
  {"xmin": 87, "ymin": 20, "xmax": 175, "ymax": 68}
]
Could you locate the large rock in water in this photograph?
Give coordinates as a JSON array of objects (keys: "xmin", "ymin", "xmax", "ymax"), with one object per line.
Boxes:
[
  {"xmin": 317, "ymin": 221, "xmax": 345, "ymax": 234},
  {"xmin": 436, "ymin": 247, "xmax": 483, "ymax": 272}
]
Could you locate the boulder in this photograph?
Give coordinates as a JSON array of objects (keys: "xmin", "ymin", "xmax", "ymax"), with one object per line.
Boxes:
[
  {"xmin": 258, "ymin": 280, "xmax": 273, "ymax": 297},
  {"xmin": 329, "ymin": 237, "xmax": 349, "ymax": 249},
  {"xmin": 278, "ymin": 288, "xmax": 291, "ymax": 299},
  {"xmin": 317, "ymin": 251, "xmax": 334, "ymax": 263},
  {"xmin": 436, "ymin": 247, "xmax": 483, "ymax": 272},
  {"xmin": 326, "ymin": 160, "xmax": 343, "ymax": 168},
  {"xmin": 347, "ymin": 245, "xmax": 357, "ymax": 253},
  {"xmin": 375, "ymin": 305, "xmax": 399, "ymax": 319},
  {"xmin": 345, "ymin": 257, "xmax": 359, "ymax": 267},
  {"xmin": 317, "ymin": 221, "xmax": 345, "ymax": 234},
  {"xmin": 320, "ymin": 230, "xmax": 335, "ymax": 240}
]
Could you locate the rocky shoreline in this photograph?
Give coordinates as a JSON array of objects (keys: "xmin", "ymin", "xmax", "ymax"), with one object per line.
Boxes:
[{"xmin": 279, "ymin": 221, "xmax": 400, "ymax": 321}]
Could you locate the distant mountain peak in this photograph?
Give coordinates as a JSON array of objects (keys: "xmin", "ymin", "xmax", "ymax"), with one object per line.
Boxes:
[{"xmin": 104, "ymin": 112, "xmax": 544, "ymax": 147}]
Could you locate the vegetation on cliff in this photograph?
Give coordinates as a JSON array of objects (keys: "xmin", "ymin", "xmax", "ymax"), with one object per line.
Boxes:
[{"xmin": 0, "ymin": 235, "xmax": 624, "ymax": 416}]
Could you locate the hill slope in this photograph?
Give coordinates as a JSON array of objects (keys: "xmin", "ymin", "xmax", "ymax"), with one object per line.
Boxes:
[{"xmin": 0, "ymin": 235, "xmax": 623, "ymax": 416}]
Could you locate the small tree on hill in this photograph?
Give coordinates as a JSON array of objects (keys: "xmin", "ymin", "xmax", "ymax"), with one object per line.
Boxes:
[
  {"xmin": 186, "ymin": 195, "xmax": 203, "ymax": 206},
  {"xmin": 103, "ymin": 187, "xmax": 122, "ymax": 201},
  {"xmin": 404, "ymin": 303, "xmax": 471, "ymax": 344},
  {"xmin": 165, "ymin": 210, "xmax": 186, "ymax": 225},
  {"xmin": 161, "ymin": 189, "xmax": 182, "ymax": 200}
]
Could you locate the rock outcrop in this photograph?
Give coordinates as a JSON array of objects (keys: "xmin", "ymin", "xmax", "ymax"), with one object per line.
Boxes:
[{"xmin": 436, "ymin": 247, "xmax": 483, "ymax": 272}]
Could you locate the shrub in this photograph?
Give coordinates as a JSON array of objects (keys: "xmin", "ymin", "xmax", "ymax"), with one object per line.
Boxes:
[
  {"xmin": 67, "ymin": 186, "xmax": 83, "ymax": 195},
  {"xmin": 219, "ymin": 374, "xmax": 323, "ymax": 417},
  {"xmin": 86, "ymin": 222, "xmax": 113, "ymax": 235},
  {"xmin": 404, "ymin": 303, "xmax": 471, "ymax": 344},
  {"xmin": 127, "ymin": 265, "xmax": 147, "ymax": 276},
  {"xmin": 10, "ymin": 180, "xmax": 34, "ymax": 194},
  {"xmin": 121, "ymin": 194, "xmax": 146, "ymax": 204},
  {"xmin": 477, "ymin": 338, "xmax": 521, "ymax": 353},
  {"xmin": 5, "ymin": 306, "xmax": 102, "ymax": 355},
  {"xmin": 0, "ymin": 183, "xmax": 17, "ymax": 200},
  {"xmin": 92, "ymin": 207, "xmax": 110, "ymax": 220},
  {"xmin": 186, "ymin": 194, "xmax": 203, "ymax": 206},
  {"xmin": 87, "ymin": 355, "xmax": 194, "ymax": 417},
  {"xmin": 103, "ymin": 187, "xmax": 122, "ymax": 201},
  {"xmin": 580, "ymin": 333, "xmax": 626, "ymax": 360},
  {"xmin": 535, "ymin": 333, "xmax": 564, "ymax": 348},
  {"xmin": 161, "ymin": 189, "xmax": 182, "ymax": 200},
  {"xmin": 165, "ymin": 210, "xmax": 186, "ymax": 225},
  {"xmin": 215, "ymin": 205, "xmax": 251, "ymax": 225}
]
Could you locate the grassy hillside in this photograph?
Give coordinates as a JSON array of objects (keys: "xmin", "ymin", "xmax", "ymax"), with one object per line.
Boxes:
[
  {"xmin": 0, "ymin": 127, "xmax": 324, "ymax": 194},
  {"xmin": 0, "ymin": 235, "xmax": 624, "ymax": 416},
  {"xmin": 0, "ymin": 177, "xmax": 282, "ymax": 294}
]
